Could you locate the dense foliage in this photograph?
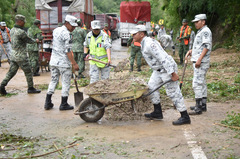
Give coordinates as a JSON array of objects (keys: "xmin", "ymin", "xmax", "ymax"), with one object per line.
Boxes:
[{"xmin": 0, "ymin": 0, "xmax": 239, "ymax": 49}]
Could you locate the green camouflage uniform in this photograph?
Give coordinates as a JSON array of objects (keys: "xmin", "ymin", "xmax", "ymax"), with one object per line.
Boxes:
[
  {"xmin": 178, "ymin": 26, "xmax": 191, "ymax": 64},
  {"xmin": 127, "ymin": 35, "xmax": 142, "ymax": 68},
  {"xmin": 72, "ymin": 27, "xmax": 87, "ymax": 75},
  {"xmin": 27, "ymin": 24, "xmax": 43, "ymax": 73},
  {"xmin": 1, "ymin": 25, "xmax": 37, "ymax": 88}
]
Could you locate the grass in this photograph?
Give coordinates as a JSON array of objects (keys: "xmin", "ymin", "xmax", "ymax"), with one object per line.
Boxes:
[{"xmin": 221, "ymin": 111, "xmax": 240, "ymax": 129}]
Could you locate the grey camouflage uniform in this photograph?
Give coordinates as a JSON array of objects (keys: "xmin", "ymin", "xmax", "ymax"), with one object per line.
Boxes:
[
  {"xmin": 84, "ymin": 30, "xmax": 111, "ymax": 84},
  {"xmin": 1, "ymin": 25, "xmax": 37, "ymax": 88},
  {"xmin": 191, "ymin": 25, "xmax": 212, "ymax": 99},
  {"xmin": 189, "ymin": 30, "xmax": 195, "ymax": 50},
  {"xmin": 0, "ymin": 27, "xmax": 12, "ymax": 60},
  {"xmin": 141, "ymin": 37, "xmax": 187, "ymax": 112},
  {"xmin": 159, "ymin": 34, "xmax": 175, "ymax": 52},
  {"xmin": 47, "ymin": 25, "xmax": 73, "ymax": 97},
  {"xmin": 72, "ymin": 27, "xmax": 87, "ymax": 75},
  {"xmin": 27, "ymin": 24, "xmax": 43, "ymax": 73}
]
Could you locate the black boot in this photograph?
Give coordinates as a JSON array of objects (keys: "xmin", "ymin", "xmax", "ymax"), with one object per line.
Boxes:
[
  {"xmin": 130, "ymin": 65, "xmax": 133, "ymax": 72},
  {"xmin": 0, "ymin": 61, "xmax": 1, "ymax": 67},
  {"xmin": 202, "ymin": 97, "xmax": 207, "ymax": 111},
  {"xmin": 44, "ymin": 94, "xmax": 54, "ymax": 110},
  {"xmin": 28, "ymin": 87, "xmax": 41, "ymax": 94},
  {"xmin": 0, "ymin": 85, "xmax": 7, "ymax": 95},
  {"xmin": 59, "ymin": 96, "xmax": 74, "ymax": 110},
  {"xmin": 33, "ymin": 72, "xmax": 40, "ymax": 76},
  {"xmin": 137, "ymin": 66, "xmax": 141, "ymax": 72},
  {"xmin": 145, "ymin": 103, "xmax": 163, "ymax": 120},
  {"xmin": 189, "ymin": 98, "xmax": 202, "ymax": 115},
  {"xmin": 172, "ymin": 111, "xmax": 191, "ymax": 125},
  {"xmin": 78, "ymin": 73, "xmax": 85, "ymax": 79}
]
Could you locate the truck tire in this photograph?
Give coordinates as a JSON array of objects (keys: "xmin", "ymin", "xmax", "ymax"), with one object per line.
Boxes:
[{"xmin": 78, "ymin": 98, "xmax": 105, "ymax": 122}]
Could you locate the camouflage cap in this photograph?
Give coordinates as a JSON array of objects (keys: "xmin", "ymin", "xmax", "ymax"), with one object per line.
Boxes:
[
  {"xmin": 34, "ymin": 19, "xmax": 41, "ymax": 25},
  {"xmin": 182, "ymin": 19, "xmax": 188, "ymax": 23},
  {"xmin": 104, "ymin": 23, "xmax": 108, "ymax": 27},
  {"xmin": 15, "ymin": 14, "xmax": 26, "ymax": 22},
  {"xmin": 137, "ymin": 21, "xmax": 144, "ymax": 25}
]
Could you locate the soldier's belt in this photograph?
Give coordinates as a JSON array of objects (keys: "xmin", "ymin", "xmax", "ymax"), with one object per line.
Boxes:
[{"xmin": 91, "ymin": 54, "xmax": 107, "ymax": 60}]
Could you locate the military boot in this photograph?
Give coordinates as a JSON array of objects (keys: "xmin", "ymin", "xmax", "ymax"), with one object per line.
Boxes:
[
  {"xmin": 145, "ymin": 103, "xmax": 163, "ymax": 120},
  {"xmin": 137, "ymin": 66, "xmax": 142, "ymax": 72},
  {"xmin": 0, "ymin": 85, "xmax": 7, "ymax": 95},
  {"xmin": 59, "ymin": 96, "xmax": 74, "ymax": 111},
  {"xmin": 33, "ymin": 72, "xmax": 40, "ymax": 76},
  {"xmin": 190, "ymin": 97, "xmax": 207, "ymax": 112},
  {"xmin": 78, "ymin": 73, "xmax": 86, "ymax": 79},
  {"xmin": 44, "ymin": 94, "xmax": 54, "ymax": 110},
  {"xmin": 0, "ymin": 61, "xmax": 1, "ymax": 67},
  {"xmin": 130, "ymin": 65, "xmax": 133, "ymax": 72},
  {"xmin": 172, "ymin": 111, "xmax": 191, "ymax": 125},
  {"xmin": 27, "ymin": 87, "xmax": 41, "ymax": 94},
  {"xmin": 189, "ymin": 98, "xmax": 202, "ymax": 115}
]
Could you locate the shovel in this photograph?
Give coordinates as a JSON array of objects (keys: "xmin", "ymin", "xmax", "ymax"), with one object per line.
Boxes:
[
  {"xmin": 89, "ymin": 57, "xmax": 116, "ymax": 68},
  {"xmin": 73, "ymin": 72, "xmax": 83, "ymax": 107},
  {"xmin": 179, "ymin": 59, "xmax": 188, "ymax": 89}
]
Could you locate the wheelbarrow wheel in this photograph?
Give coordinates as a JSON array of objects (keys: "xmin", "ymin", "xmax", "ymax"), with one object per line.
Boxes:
[{"xmin": 78, "ymin": 98, "xmax": 105, "ymax": 122}]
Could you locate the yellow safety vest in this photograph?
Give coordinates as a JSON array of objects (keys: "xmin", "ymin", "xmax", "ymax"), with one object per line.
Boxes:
[{"xmin": 89, "ymin": 34, "xmax": 108, "ymax": 68}]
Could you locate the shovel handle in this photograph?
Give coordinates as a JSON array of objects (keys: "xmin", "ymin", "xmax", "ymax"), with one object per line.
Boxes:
[
  {"xmin": 73, "ymin": 72, "xmax": 80, "ymax": 92},
  {"xmin": 89, "ymin": 58, "xmax": 116, "ymax": 68},
  {"xmin": 179, "ymin": 59, "xmax": 188, "ymax": 89},
  {"xmin": 0, "ymin": 43, "xmax": 10, "ymax": 64}
]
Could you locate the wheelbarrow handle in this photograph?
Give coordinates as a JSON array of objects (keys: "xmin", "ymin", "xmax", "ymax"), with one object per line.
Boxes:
[{"xmin": 142, "ymin": 79, "xmax": 172, "ymax": 97}]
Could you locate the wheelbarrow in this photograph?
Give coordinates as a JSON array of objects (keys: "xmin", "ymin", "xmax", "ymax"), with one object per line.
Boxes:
[{"xmin": 74, "ymin": 79, "xmax": 172, "ymax": 122}]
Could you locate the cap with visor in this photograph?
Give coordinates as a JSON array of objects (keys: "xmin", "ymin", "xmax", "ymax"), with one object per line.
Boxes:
[
  {"xmin": 65, "ymin": 15, "xmax": 78, "ymax": 27},
  {"xmin": 192, "ymin": 14, "xmax": 207, "ymax": 22},
  {"xmin": 130, "ymin": 25, "xmax": 147, "ymax": 34}
]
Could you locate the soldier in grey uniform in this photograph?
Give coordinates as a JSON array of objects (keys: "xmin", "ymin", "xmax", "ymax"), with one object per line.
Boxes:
[
  {"xmin": 189, "ymin": 26, "xmax": 196, "ymax": 50},
  {"xmin": 185, "ymin": 14, "xmax": 212, "ymax": 115},
  {"xmin": 130, "ymin": 25, "xmax": 191, "ymax": 125},
  {"xmin": 83, "ymin": 20, "xmax": 111, "ymax": 84},
  {"xmin": 72, "ymin": 19, "xmax": 87, "ymax": 78},
  {"xmin": 44, "ymin": 15, "xmax": 79, "ymax": 111},
  {"xmin": 157, "ymin": 25, "xmax": 166, "ymax": 40},
  {"xmin": 159, "ymin": 34, "xmax": 175, "ymax": 55},
  {"xmin": 0, "ymin": 21, "xmax": 12, "ymax": 66},
  {"xmin": 0, "ymin": 15, "xmax": 41, "ymax": 95},
  {"xmin": 27, "ymin": 19, "xmax": 43, "ymax": 76}
]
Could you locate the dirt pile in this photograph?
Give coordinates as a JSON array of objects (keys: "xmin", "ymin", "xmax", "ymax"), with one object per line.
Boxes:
[{"xmin": 84, "ymin": 78, "xmax": 148, "ymax": 95}]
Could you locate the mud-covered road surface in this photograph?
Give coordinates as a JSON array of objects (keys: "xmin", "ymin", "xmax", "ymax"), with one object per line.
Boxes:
[{"xmin": 0, "ymin": 39, "xmax": 239, "ymax": 158}]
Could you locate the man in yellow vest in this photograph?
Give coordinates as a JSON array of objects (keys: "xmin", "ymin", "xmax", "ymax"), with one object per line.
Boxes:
[
  {"xmin": 0, "ymin": 21, "xmax": 12, "ymax": 66},
  {"xmin": 177, "ymin": 19, "xmax": 191, "ymax": 65},
  {"xmin": 83, "ymin": 20, "xmax": 112, "ymax": 84}
]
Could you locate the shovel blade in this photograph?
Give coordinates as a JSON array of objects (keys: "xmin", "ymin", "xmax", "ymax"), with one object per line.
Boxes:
[{"xmin": 74, "ymin": 92, "xmax": 83, "ymax": 107}]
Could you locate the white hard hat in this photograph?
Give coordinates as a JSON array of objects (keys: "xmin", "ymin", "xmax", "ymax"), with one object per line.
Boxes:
[
  {"xmin": 91, "ymin": 20, "xmax": 101, "ymax": 29},
  {"xmin": 65, "ymin": 15, "xmax": 78, "ymax": 27}
]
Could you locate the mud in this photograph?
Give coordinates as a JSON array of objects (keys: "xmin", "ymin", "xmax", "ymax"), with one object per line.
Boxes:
[{"xmin": 0, "ymin": 39, "xmax": 240, "ymax": 158}]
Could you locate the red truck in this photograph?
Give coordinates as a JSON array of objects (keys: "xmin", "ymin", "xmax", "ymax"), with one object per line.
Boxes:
[
  {"xmin": 119, "ymin": 1, "xmax": 151, "ymax": 46},
  {"xmin": 35, "ymin": 0, "xmax": 94, "ymax": 50},
  {"xmin": 94, "ymin": 13, "xmax": 119, "ymax": 40}
]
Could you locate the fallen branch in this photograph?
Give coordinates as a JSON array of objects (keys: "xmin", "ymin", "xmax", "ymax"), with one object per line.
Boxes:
[
  {"xmin": 214, "ymin": 123, "xmax": 240, "ymax": 130},
  {"xmin": 0, "ymin": 143, "xmax": 79, "ymax": 159}
]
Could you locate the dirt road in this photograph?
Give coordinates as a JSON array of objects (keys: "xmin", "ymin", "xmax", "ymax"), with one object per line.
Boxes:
[{"xmin": 0, "ymin": 39, "xmax": 239, "ymax": 158}]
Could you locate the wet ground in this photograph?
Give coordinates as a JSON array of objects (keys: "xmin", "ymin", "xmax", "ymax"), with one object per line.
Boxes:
[{"xmin": 0, "ymin": 39, "xmax": 239, "ymax": 158}]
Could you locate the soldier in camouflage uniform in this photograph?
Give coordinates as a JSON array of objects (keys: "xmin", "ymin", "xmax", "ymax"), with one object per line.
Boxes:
[
  {"xmin": 177, "ymin": 19, "xmax": 191, "ymax": 65},
  {"xmin": 83, "ymin": 20, "xmax": 112, "ymax": 84},
  {"xmin": 127, "ymin": 21, "xmax": 143, "ymax": 72},
  {"xmin": 130, "ymin": 25, "xmax": 191, "ymax": 125},
  {"xmin": 0, "ymin": 14, "xmax": 41, "ymax": 95},
  {"xmin": 27, "ymin": 19, "xmax": 43, "ymax": 76},
  {"xmin": 72, "ymin": 19, "xmax": 87, "ymax": 78},
  {"xmin": 185, "ymin": 14, "xmax": 212, "ymax": 115},
  {"xmin": 44, "ymin": 15, "xmax": 79, "ymax": 111},
  {"xmin": 0, "ymin": 21, "xmax": 12, "ymax": 66}
]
